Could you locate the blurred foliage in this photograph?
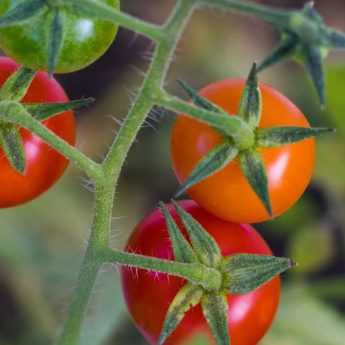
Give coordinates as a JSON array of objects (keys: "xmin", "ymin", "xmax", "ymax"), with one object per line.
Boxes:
[{"xmin": 0, "ymin": 0, "xmax": 344, "ymax": 344}]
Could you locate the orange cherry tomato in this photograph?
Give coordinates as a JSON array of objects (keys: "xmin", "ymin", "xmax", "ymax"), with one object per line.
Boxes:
[{"xmin": 171, "ymin": 79, "xmax": 315, "ymax": 223}]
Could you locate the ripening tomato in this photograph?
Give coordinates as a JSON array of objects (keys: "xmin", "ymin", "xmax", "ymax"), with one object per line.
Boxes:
[
  {"xmin": 0, "ymin": 0, "xmax": 120, "ymax": 73},
  {"xmin": 171, "ymin": 80, "xmax": 315, "ymax": 223},
  {"xmin": 0, "ymin": 57, "xmax": 76, "ymax": 208},
  {"xmin": 121, "ymin": 200, "xmax": 281, "ymax": 345}
]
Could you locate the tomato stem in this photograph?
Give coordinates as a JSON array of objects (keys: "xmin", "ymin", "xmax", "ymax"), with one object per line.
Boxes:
[
  {"xmin": 103, "ymin": 249, "xmax": 223, "ymax": 292},
  {"xmin": 61, "ymin": 0, "xmax": 165, "ymax": 42},
  {"xmin": 0, "ymin": 101, "xmax": 104, "ymax": 183},
  {"xmin": 198, "ymin": 0, "xmax": 293, "ymax": 29},
  {"xmin": 56, "ymin": 181, "xmax": 116, "ymax": 345},
  {"xmin": 158, "ymin": 93, "xmax": 255, "ymax": 150},
  {"xmin": 55, "ymin": 2, "xmax": 198, "ymax": 345}
]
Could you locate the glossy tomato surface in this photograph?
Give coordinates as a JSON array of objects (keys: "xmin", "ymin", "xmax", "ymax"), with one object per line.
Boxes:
[
  {"xmin": 171, "ymin": 80, "xmax": 315, "ymax": 223},
  {"xmin": 121, "ymin": 200, "xmax": 281, "ymax": 345},
  {"xmin": 0, "ymin": 57, "xmax": 76, "ymax": 208},
  {"xmin": 0, "ymin": 0, "xmax": 120, "ymax": 73}
]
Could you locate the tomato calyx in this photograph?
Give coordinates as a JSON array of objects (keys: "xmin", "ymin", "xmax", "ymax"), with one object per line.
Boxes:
[
  {"xmin": 257, "ymin": 1, "xmax": 345, "ymax": 105},
  {"xmin": 175, "ymin": 64, "xmax": 334, "ymax": 216},
  {"xmin": 0, "ymin": 65, "xmax": 94, "ymax": 174},
  {"xmin": 158, "ymin": 200, "xmax": 293, "ymax": 345}
]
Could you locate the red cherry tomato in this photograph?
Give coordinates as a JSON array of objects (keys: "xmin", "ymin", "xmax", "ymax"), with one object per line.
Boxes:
[
  {"xmin": 121, "ymin": 200, "xmax": 280, "ymax": 345},
  {"xmin": 171, "ymin": 80, "xmax": 315, "ymax": 223},
  {"xmin": 0, "ymin": 57, "xmax": 76, "ymax": 207}
]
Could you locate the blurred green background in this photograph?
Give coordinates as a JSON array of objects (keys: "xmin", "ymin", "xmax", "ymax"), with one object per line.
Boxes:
[{"xmin": 0, "ymin": 0, "xmax": 344, "ymax": 344}]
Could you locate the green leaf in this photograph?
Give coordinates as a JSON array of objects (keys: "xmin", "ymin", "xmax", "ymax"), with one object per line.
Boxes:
[
  {"xmin": 158, "ymin": 284, "xmax": 203, "ymax": 345},
  {"xmin": 24, "ymin": 98, "xmax": 95, "ymax": 121},
  {"xmin": 159, "ymin": 202, "xmax": 198, "ymax": 264},
  {"xmin": 328, "ymin": 29, "xmax": 345, "ymax": 48},
  {"xmin": 178, "ymin": 80, "xmax": 222, "ymax": 113},
  {"xmin": 239, "ymin": 149, "xmax": 272, "ymax": 216},
  {"xmin": 0, "ymin": 67, "xmax": 36, "ymax": 102},
  {"xmin": 304, "ymin": 46, "xmax": 325, "ymax": 105},
  {"xmin": 257, "ymin": 33, "xmax": 298, "ymax": 72},
  {"xmin": 48, "ymin": 9, "xmax": 65, "ymax": 76},
  {"xmin": 0, "ymin": 125, "xmax": 25, "ymax": 173},
  {"xmin": 175, "ymin": 143, "xmax": 238, "ymax": 198},
  {"xmin": 256, "ymin": 126, "xmax": 334, "ymax": 147},
  {"xmin": 238, "ymin": 63, "xmax": 262, "ymax": 128},
  {"xmin": 173, "ymin": 201, "xmax": 222, "ymax": 268},
  {"xmin": 221, "ymin": 254, "xmax": 293, "ymax": 294},
  {"xmin": 0, "ymin": 0, "xmax": 46, "ymax": 27},
  {"xmin": 201, "ymin": 294, "xmax": 230, "ymax": 345}
]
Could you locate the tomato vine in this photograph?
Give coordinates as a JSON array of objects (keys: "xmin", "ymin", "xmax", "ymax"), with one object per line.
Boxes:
[{"xmin": 0, "ymin": 0, "xmax": 344, "ymax": 345}]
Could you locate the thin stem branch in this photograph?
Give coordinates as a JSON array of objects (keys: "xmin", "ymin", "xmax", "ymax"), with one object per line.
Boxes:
[
  {"xmin": 103, "ymin": 248, "xmax": 222, "ymax": 291},
  {"xmin": 103, "ymin": 0, "xmax": 196, "ymax": 177},
  {"xmin": 0, "ymin": 101, "xmax": 103, "ymax": 182},
  {"xmin": 157, "ymin": 92, "xmax": 254, "ymax": 150},
  {"xmin": 198, "ymin": 0, "xmax": 293, "ymax": 28},
  {"xmin": 55, "ymin": 182, "xmax": 116, "ymax": 345},
  {"xmin": 63, "ymin": 0, "xmax": 165, "ymax": 42}
]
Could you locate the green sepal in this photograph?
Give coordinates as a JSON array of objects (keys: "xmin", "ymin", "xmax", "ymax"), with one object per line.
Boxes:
[
  {"xmin": 176, "ymin": 79, "xmax": 252, "ymax": 139},
  {"xmin": 178, "ymin": 80, "xmax": 223, "ymax": 113},
  {"xmin": 173, "ymin": 201, "xmax": 222, "ymax": 268},
  {"xmin": 201, "ymin": 294, "xmax": 230, "ymax": 345},
  {"xmin": 303, "ymin": 46, "xmax": 325, "ymax": 105},
  {"xmin": 328, "ymin": 30, "xmax": 345, "ymax": 48},
  {"xmin": 159, "ymin": 202, "xmax": 198, "ymax": 264},
  {"xmin": 239, "ymin": 149, "xmax": 272, "ymax": 216},
  {"xmin": 24, "ymin": 98, "xmax": 95, "ymax": 121},
  {"xmin": 256, "ymin": 126, "xmax": 334, "ymax": 147},
  {"xmin": 0, "ymin": 125, "xmax": 25, "ymax": 174},
  {"xmin": 158, "ymin": 284, "xmax": 203, "ymax": 345},
  {"xmin": 175, "ymin": 142, "xmax": 238, "ymax": 198},
  {"xmin": 0, "ymin": 0, "xmax": 46, "ymax": 28},
  {"xmin": 302, "ymin": 2, "xmax": 324, "ymax": 24},
  {"xmin": 48, "ymin": 9, "xmax": 65, "ymax": 76},
  {"xmin": 238, "ymin": 63, "xmax": 262, "ymax": 128},
  {"xmin": 0, "ymin": 67, "xmax": 36, "ymax": 102},
  {"xmin": 255, "ymin": 1, "xmax": 345, "ymax": 106},
  {"xmin": 221, "ymin": 254, "xmax": 294, "ymax": 294},
  {"xmin": 257, "ymin": 34, "xmax": 298, "ymax": 72}
]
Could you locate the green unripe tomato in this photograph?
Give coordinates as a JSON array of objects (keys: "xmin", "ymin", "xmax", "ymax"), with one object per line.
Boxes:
[{"xmin": 0, "ymin": 0, "xmax": 120, "ymax": 73}]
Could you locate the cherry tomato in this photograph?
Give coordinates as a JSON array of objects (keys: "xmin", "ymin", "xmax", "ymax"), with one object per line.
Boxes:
[
  {"xmin": 121, "ymin": 200, "xmax": 281, "ymax": 345},
  {"xmin": 0, "ymin": 57, "xmax": 76, "ymax": 207},
  {"xmin": 0, "ymin": 0, "xmax": 120, "ymax": 73},
  {"xmin": 171, "ymin": 80, "xmax": 315, "ymax": 223}
]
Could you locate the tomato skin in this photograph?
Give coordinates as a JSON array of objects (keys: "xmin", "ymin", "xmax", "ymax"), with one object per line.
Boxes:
[
  {"xmin": 171, "ymin": 79, "xmax": 315, "ymax": 223},
  {"xmin": 0, "ymin": 57, "xmax": 76, "ymax": 208},
  {"xmin": 121, "ymin": 201, "xmax": 281, "ymax": 345},
  {"xmin": 0, "ymin": 0, "xmax": 120, "ymax": 73}
]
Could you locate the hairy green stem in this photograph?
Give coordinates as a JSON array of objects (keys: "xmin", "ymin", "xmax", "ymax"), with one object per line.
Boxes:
[
  {"xmin": 103, "ymin": 1, "xmax": 195, "ymax": 176},
  {"xmin": 104, "ymin": 249, "xmax": 222, "ymax": 292},
  {"xmin": 56, "ymin": 1, "xmax": 197, "ymax": 344},
  {"xmin": 0, "ymin": 101, "xmax": 103, "ymax": 182},
  {"xmin": 62, "ymin": 0, "xmax": 164, "ymax": 41},
  {"xmin": 198, "ymin": 0, "xmax": 292, "ymax": 28},
  {"xmin": 158, "ymin": 93, "xmax": 255, "ymax": 150},
  {"xmin": 55, "ymin": 182, "xmax": 115, "ymax": 345}
]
